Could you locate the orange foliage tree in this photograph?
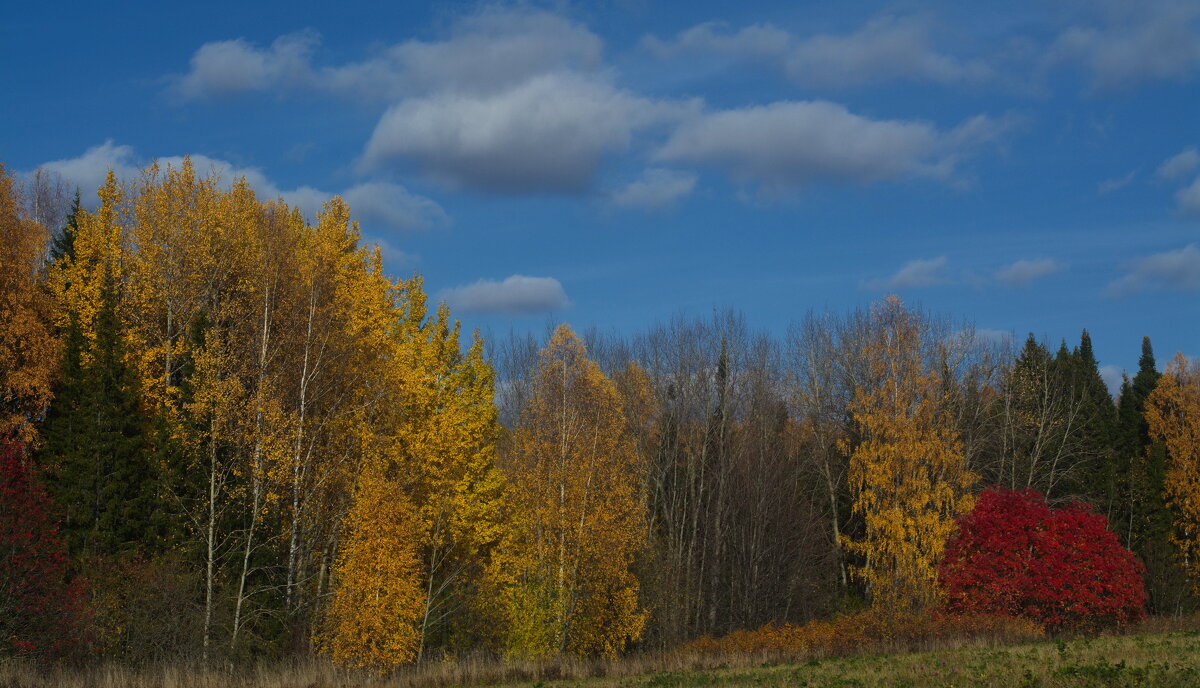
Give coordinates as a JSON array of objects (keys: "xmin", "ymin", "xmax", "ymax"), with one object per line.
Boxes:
[{"xmin": 0, "ymin": 164, "xmax": 58, "ymax": 444}]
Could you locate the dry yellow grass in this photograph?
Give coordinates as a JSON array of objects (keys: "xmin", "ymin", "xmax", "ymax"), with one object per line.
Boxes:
[{"xmin": 4, "ymin": 616, "xmax": 1199, "ymax": 688}]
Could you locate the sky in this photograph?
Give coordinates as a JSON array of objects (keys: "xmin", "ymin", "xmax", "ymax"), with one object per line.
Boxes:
[{"xmin": 3, "ymin": 0, "xmax": 1198, "ymax": 389}]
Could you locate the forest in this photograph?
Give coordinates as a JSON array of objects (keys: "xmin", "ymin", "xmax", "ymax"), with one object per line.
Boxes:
[{"xmin": 2, "ymin": 158, "xmax": 1199, "ymax": 673}]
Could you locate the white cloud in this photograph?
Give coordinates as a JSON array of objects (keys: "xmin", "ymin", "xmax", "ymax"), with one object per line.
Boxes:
[
  {"xmin": 785, "ymin": 15, "xmax": 993, "ymax": 88},
  {"xmin": 1157, "ymin": 146, "xmax": 1200, "ymax": 179},
  {"xmin": 995, "ymin": 258, "xmax": 1063, "ymax": 286},
  {"xmin": 1099, "ymin": 364, "xmax": 1124, "ymax": 398},
  {"xmin": 1050, "ymin": 1, "xmax": 1200, "ymax": 91},
  {"xmin": 1109, "ymin": 243, "xmax": 1200, "ymax": 295},
  {"xmin": 643, "ymin": 22, "xmax": 792, "ymax": 60},
  {"xmin": 610, "ymin": 168, "xmax": 696, "ymax": 210},
  {"xmin": 441, "ymin": 275, "xmax": 570, "ymax": 315},
  {"xmin": 864, "ymin": 256, "xmax": 949, "ymax": 290},
  {"xmin": 361, "ymin": 73, "xmax": 691, "ymax": 193},
  {"xmin": 367, "ymin": 236, "xmax": 415, "ymax": 268},
  {"xmin": 342, "ymin": 182, "xmax": 448, "ymax": 231},
  {"xmin": 175, "ymin": 32, "xmax": 318, "ymax": 100},
  {"xmin": 38, "ymin": 140, "xmax": 141, "ymax": 201},
  {"xmin": 1175, "ymin": 176, "xmax": 1200, "ymax": 215},
  {"xmin": 975, "ymin": 328, "xmax": 1016, "ymax": 347},
  {"xmin": 33, "ymin": 142, "xmax": 443, "ymax": 233},
  {"xmin": 1098, "ymin": 170, "xmax": 1136, "ymax": 194},
  {"xmin": 655, "ymin": 101, "xmax": 1006, "ymax": 193},
  {"xmin": 644, "ymin": 15, "xmax": 992, "ymax": 88},
  {"xmin": 172, "ymin": 9, "xmax": 603, "ymax": 102},
  {"xmin": 320, "ymin": 8, "xmax": 602, "ymax": 100}
]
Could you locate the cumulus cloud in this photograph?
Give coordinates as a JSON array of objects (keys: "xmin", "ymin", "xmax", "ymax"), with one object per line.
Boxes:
[
  {"xmin": 994, "ymin": 258, "xmax": 1064, "ymax": 286},
  {"xmin": 172, "ymin": 9, "xmax": 602, "ymax": 102},
  {"xmin": 610, "ymin": 168, "xmax": 696, "ymax": 210},
  {"xmin": 644, "ymin": 15, "xmax": 992, "ymax": 88},
  {"xmin": 1050, "ymin": 1, "xmax": 1200, "ymax": 91},
  {"xmin": 174, "ymin": 32, "xmax": 317, "ymax": 100},
  {"xmin": 655, "ymin": 101, "xmax": 1007, "ymax": 192},
  {"xmin": 864, "ymin": 256, "xmax": 949, "ymax": 290},
  {"xmin": 1109, "ymin": 243, "xmax": 1200, "ymax": 295},
  {"xmin": 34, "ymin": 141, "xmax": 444, "ymax": 232},
  {"xmin": 1157, "ymin": 146, "xmax": 1200, "ymax": 179},
  {"xmin": 441, "ymin": 275, "xmax": 570, "ymax": 315},
  {"xmin": 38, "ymin": 140, "xmax": 141, "ymax": 199},
  {"xmin": 361, "ymin": 73, "xmax": 691, "ymax": 193}
]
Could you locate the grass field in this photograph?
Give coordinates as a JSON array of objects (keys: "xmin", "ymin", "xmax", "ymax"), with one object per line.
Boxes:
[
  {"xmin": 609, "ymin": 631, "xmax": 1200, "ymax": 688},
  {"xmin": 4, "ymin": 628, "xmax": 1198, "ymax": 687}
]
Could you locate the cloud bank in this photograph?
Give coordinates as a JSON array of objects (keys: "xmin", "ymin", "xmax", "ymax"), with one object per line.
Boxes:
[{"xmin": 644, "ymin": 15, "xmax": 993, "ymax": 88}]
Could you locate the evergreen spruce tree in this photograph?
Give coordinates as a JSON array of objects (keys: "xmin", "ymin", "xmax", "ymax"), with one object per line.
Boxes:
[
  {"xmin": 1070, "ymin": 329, "xmax": 1117, "ymax": 503},
  {"xmin": 1112, "ymin": 337, "xmax": 1192, "ymax": 614},
  {"xmin": 48, "ymin": 191, "xmax": 80, "ymax": 267},
  {"xmin": 39, "ymin": 268, "xmax": 157, "ymax": 557}
]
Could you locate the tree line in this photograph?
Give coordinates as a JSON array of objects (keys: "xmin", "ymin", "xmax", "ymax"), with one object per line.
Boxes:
[{"xmin": 1, "ymin": 160, "xmax": 1198, "ymax": 670}]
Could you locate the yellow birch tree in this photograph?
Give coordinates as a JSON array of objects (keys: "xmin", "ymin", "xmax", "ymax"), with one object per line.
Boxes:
[
  {"xmin": 322, "ymin": 455, "xmax": 426, "ymax": 672},
  {"xmin": 842, "ymin": 296, "xmax": 976, "ymax": 611},
  {"xmin": 487, "ymin": 325, "xmax": 646, "ymax": 658},
  {"xmin": 1145, "ymin": 353, "xmax": 1200, "ymax": 589},
  {"xmin": 389, "ymin": 284, "xmax": 504, "ymax": 656}
]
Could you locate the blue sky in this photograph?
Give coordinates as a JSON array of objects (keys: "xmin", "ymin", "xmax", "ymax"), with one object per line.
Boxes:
[{"xmin": 3, "ymin": 0, "xmax": 1198, "ymax": 388}]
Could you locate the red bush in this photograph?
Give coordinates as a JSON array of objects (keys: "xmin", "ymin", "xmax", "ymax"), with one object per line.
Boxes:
[
  {"xmin": 0, "ymin": 440, "xmax": 89, "ymax": 659},
  {"xmin": 940, "ymin": 487, "xmax": 1147, "ymax": 631}
]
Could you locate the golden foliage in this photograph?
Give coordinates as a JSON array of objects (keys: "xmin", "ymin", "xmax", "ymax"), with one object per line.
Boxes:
[
  {"xmin": 46, "ymin": 171, "xmax": 128, "ymax": 357},
  {"xmin": 41, "ymin": 158, "xmax": 488, "ymax": 659},
  {"xmin": 1145, "ymin": 353, "xmax": 1200, "ymax": 588},
  {"xmin": 487, "ymin": 325, "xmax": 647, "ymax": 658},
  {"xmin": 0, "ymin": 164, "xmax": 58, "ymax": 443},
  {"xmin": 842, "ymin": 297, "xmax": 976, "ymax": 611},
  {"xmin": 322, "ymin": 464, "xmax": 426, "ymax": 672}
]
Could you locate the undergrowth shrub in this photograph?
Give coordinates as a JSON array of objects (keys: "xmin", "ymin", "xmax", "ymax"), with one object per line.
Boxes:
[
  {"xmin": 0, "ymin": 440, "xmax": 89, "ymax": 660},
  {"xmin": 683, "ymin": 609, "xmax": 1043, "ymax": 658}
]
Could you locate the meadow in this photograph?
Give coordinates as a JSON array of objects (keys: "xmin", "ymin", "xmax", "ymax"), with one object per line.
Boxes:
[{"xmin": 4, "ymin": 622, "xmax": 1198, "ymax": 688}]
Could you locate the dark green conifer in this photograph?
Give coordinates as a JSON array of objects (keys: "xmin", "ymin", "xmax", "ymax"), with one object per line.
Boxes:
[
  {"xmin": 1112, "ymin": 337, "xmax": 1193, "ymax": 614},
  {"xmin": 39, "ymin": 268, "xmax": 157, "ymax": 557}
]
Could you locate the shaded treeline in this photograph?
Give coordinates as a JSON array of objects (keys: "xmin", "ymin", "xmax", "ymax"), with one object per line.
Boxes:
[
  {"xmin": 1, "ymin": 160, "xmax": 1196, "ymax": 671},
  {"xmin": 488, "ymin": 308, "xmax": 1195, "ymax": 648}
]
